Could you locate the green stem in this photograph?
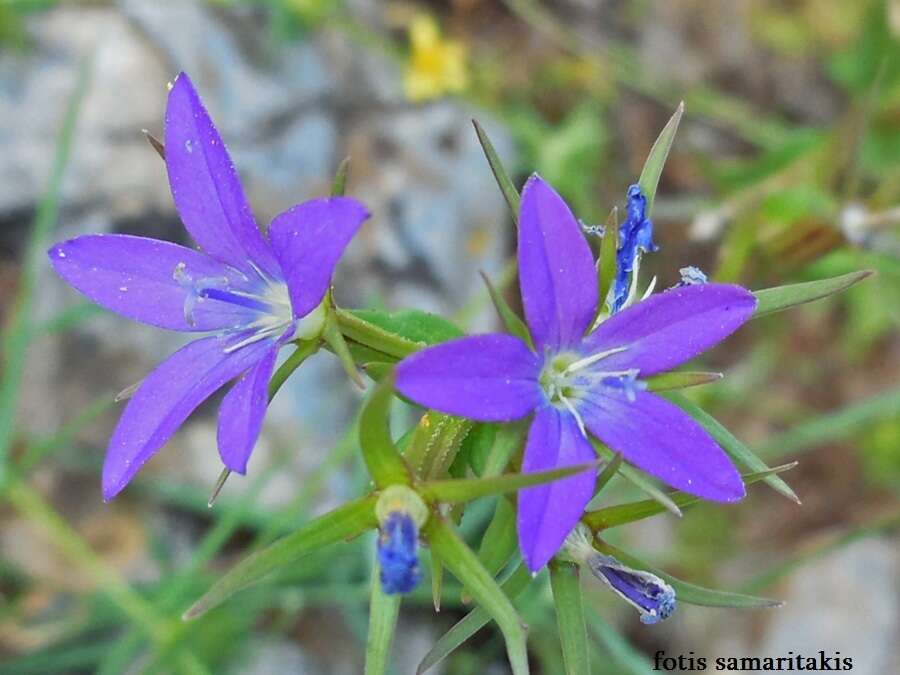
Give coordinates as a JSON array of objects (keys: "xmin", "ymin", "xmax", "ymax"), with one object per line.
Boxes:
[
  {"xmin": 549, "ymin": 561, "xmax": 590, "ymax": 675},
  {"xmin": 268, "ymin": 339, "xmax": 319, "ymax": 401}
]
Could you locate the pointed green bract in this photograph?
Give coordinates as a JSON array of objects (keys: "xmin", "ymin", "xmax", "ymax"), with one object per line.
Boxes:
[
  {"xmin": 420, "ymin": 460, "xmax": 597, "ymax": 504},
  {"xmin": 359, "ymin": 375, "xmax": 412, "ymax": 489},
  {"xmin": 418, "ymin": 548, "xmax": 531, "ymax": 674},
  {"xmin": 472, "ymin": 119, "xmax": 520, "ymax": 224},
  {"xmin": 592, "ymin": 453, "xmax": 622, "ymax": 496},
  {"xmin": 592, "ymin": 440, "xmax": 683, "ymax": 517},
  {"xmin": 752, "ymin": 270, "xmax": 874, "ymax": 318},
  {"xmin": 336, "ymin": 309, "xmax": 422, "ymax": 359},
  {"xmin": 666, "ymin": 392, "xmax": 800, "ymax": 503},
  {"xmin": 480, "ymin": 271, "xmax": 533, "ymax": 347},
  {"xmin": 331, "ymin": 156, "xmax": 351, "ymax": 197},
  {"xmin": 645, "ymin": 371, "xmax": 723, "ymax": 392},
  {"xmin": 594, "ymin": 542, "xmax": 783, "ymax": 609},
  {"xmin": 365, "ymin": 560, "xmax": 401, "ymax": 675},
  {"xmin": 143, "ymin": 129, "xmax": 166, "ymax": 160},
  {"xmin": 431, "ymin": 554, "xmax": 444, "ymax": 612},
  {"xmin": 184, "ymin": 495, "xmax": 378, "ymax": 619},
  {"xmin": 637, "ymin": 102, "xmax": 684, "ymax": 217},
  {"xmin": 550, "ymin": 561, "xmax": 589, "ymax": 675},
  {"xmin": 324, "ymin": 307, "xmax": 366, "ymax": 388},
  {"xmin": 424, "ymin": 516, "xmax": 530, "ymax": 675},
  {"xmin": 583, "ymin": 463, "xmax": 797, "ymax": 531}
]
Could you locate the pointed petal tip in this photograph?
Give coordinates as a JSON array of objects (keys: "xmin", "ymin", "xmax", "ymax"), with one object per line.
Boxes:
[
  {"xmin": 522, "ymin": 172, "xmax": 547, "ymax": 193},
  {"xmin": 101, "ymin": 476, "xmax": 124, "ymax": 503}
]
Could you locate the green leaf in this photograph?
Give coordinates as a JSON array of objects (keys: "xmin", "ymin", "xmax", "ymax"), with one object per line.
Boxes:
[
  {"xmin": 752, "ymin": 270, "xmax": 874, "ymax": 319},
  {"xmin": 359, "ymin": 375, "xmax": 412, "ymax": 489},
  {"xmin": 473, "ymin": 119, "xmax": 520, "ymax": 224},
  {"xmin": 645, "ymin": 371, "xmax": 723, "ymax": 392},
  {"xmin": 594, "ymin": 542, "xmax": 783, "ymax": 610},
  {"xmin": 347, "ymin": 308, "xmax": 464, "ymax": 347},
  {"xmin": 583, "ymin": 463, "xmax": 797, "ymax": 531},
  {"xmin": 482, "ymin": 422, "xmax": 527, "ymax": 477},
  {"xmin": 480, "ymin": 271, "xmax": 533, "ymax": 347},
  {"xmin": 417, "ymin": 564, "xmax": 532, "ymax": 674},
  {"xmin": 365, "ymin": 559, "xmax": 401, "ymax": 675},
  {"xmin": 476, "ymin": 497, "xmax": 518, "ymax": 578},
  {"xmin": 550, "ymin": 561, "xmax": 589, "ymax": 675},
  {"xmin": 424, "ymin": 516, "xmax": 530, "ymax": 675},
  {"xmin": 666, "ymin": 392, "xmax": 800, "ymax": 503},
  {"xmin": 420, "ymin": 460, "xmax": 597, "ymax": 504},
  {"xmin": 331, "ymin": 156, "xmax": 350, "ymax": 196},
  {"xmin": 637, "ymin": 102, "xmax": 684, "ymax": 217},
  {"xmin": 461, "ymin": 423, "xmax": 497, "ymax": 477},
  {"xmin": 184, "ymin": 495, "xmax": 378, "ymax": 619},
  {"xmin": 597, "ymin": 206, "xmax": 619, "ymax": 314}
]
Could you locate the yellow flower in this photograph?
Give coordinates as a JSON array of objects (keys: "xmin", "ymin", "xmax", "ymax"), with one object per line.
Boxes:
[{"xmin": 404, "ymin": 15, "xmax": 469, "ymax": 102}]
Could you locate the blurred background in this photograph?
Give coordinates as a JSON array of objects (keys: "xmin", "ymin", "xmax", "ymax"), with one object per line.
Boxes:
[{"xmin": 1, "ymin": 1, "xmax": 898, "ymax": 673}]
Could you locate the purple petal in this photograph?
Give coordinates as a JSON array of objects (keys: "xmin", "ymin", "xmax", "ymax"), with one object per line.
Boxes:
[
  {"xmin": 48, "ymin": 234, "xmax": 253, "ymax": 331},
  {"xmin": 517, "ymin": 406, "xmax": 597, "ymax": 572},
  {"xmin": 102, "ymin": 335, "xmax": 275, "ymax": 500},
  {"xmin": 267, "ymin": 197, "xmax": 369, "ymax": 318},
  {"xmin": 518, "ymin": 175, "xmax": 598, "ymax": 351},
  {"xmin": 165, "ymin": 72, "xmax": 280, "ymax": 277},
  {"xmin": 580, "ymin": 389, "xmax": 744, "ymax": 502},
  {"xmin": 395, "ymin": 334, "xmax": 542, "ymax": 422},
  {"xmin": 217, "ymin": 346, "xmax": 278, "ymax": 474},
  {"xmin": 582, "ymin": 283, "xmax": 757, "ymax": 376}
]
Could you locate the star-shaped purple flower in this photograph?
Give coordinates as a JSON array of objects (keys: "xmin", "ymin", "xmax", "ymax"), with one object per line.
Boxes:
[
  {"xmin": 48, "ymin": 73, "xmax": 369, "ymax": 501},
  {"xmin": 395, "ymin": 175, "xmax": 756, "ymax": 572}
]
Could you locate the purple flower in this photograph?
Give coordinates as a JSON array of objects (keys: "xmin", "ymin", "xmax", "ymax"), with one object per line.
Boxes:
[
  {"xmin": 48, "ymin": 73, "xmax": 369, "ymax": 500},
  {"xmin": 395, "ymin": 175, "xmax": 755, "ymax": 572}
]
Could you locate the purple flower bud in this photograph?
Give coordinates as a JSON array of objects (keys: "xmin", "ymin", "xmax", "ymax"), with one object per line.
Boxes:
[
  {"xmin": 377, "ymin": 512, "xmax": 421, "ymax": 594},
  {"xmin": 611, "ymin": 184, "xmax": 659, "ymax": 313},
  {"xmin": 587, "ymin": 553, "xmax": 676, "ymax": 625}
]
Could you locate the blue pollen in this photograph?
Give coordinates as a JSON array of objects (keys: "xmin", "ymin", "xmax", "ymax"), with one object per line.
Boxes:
[
  {"xmin": 611, "ymin": 184, "xmax": 659, "ymax": 313},
  {"xmin": 199, "ymin": 287, "xmax": 274, "ymax": 314},
  {"xmin": 377, "ymin": 512, "xmax": 421, "ymax": 595},
  {"xmin": 677, "ymin": 266, "xmax": 708, "ymax": 286},
  {"xmin": 588, "ymin": 554, "xmax": 676, "ymax": 624}
]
